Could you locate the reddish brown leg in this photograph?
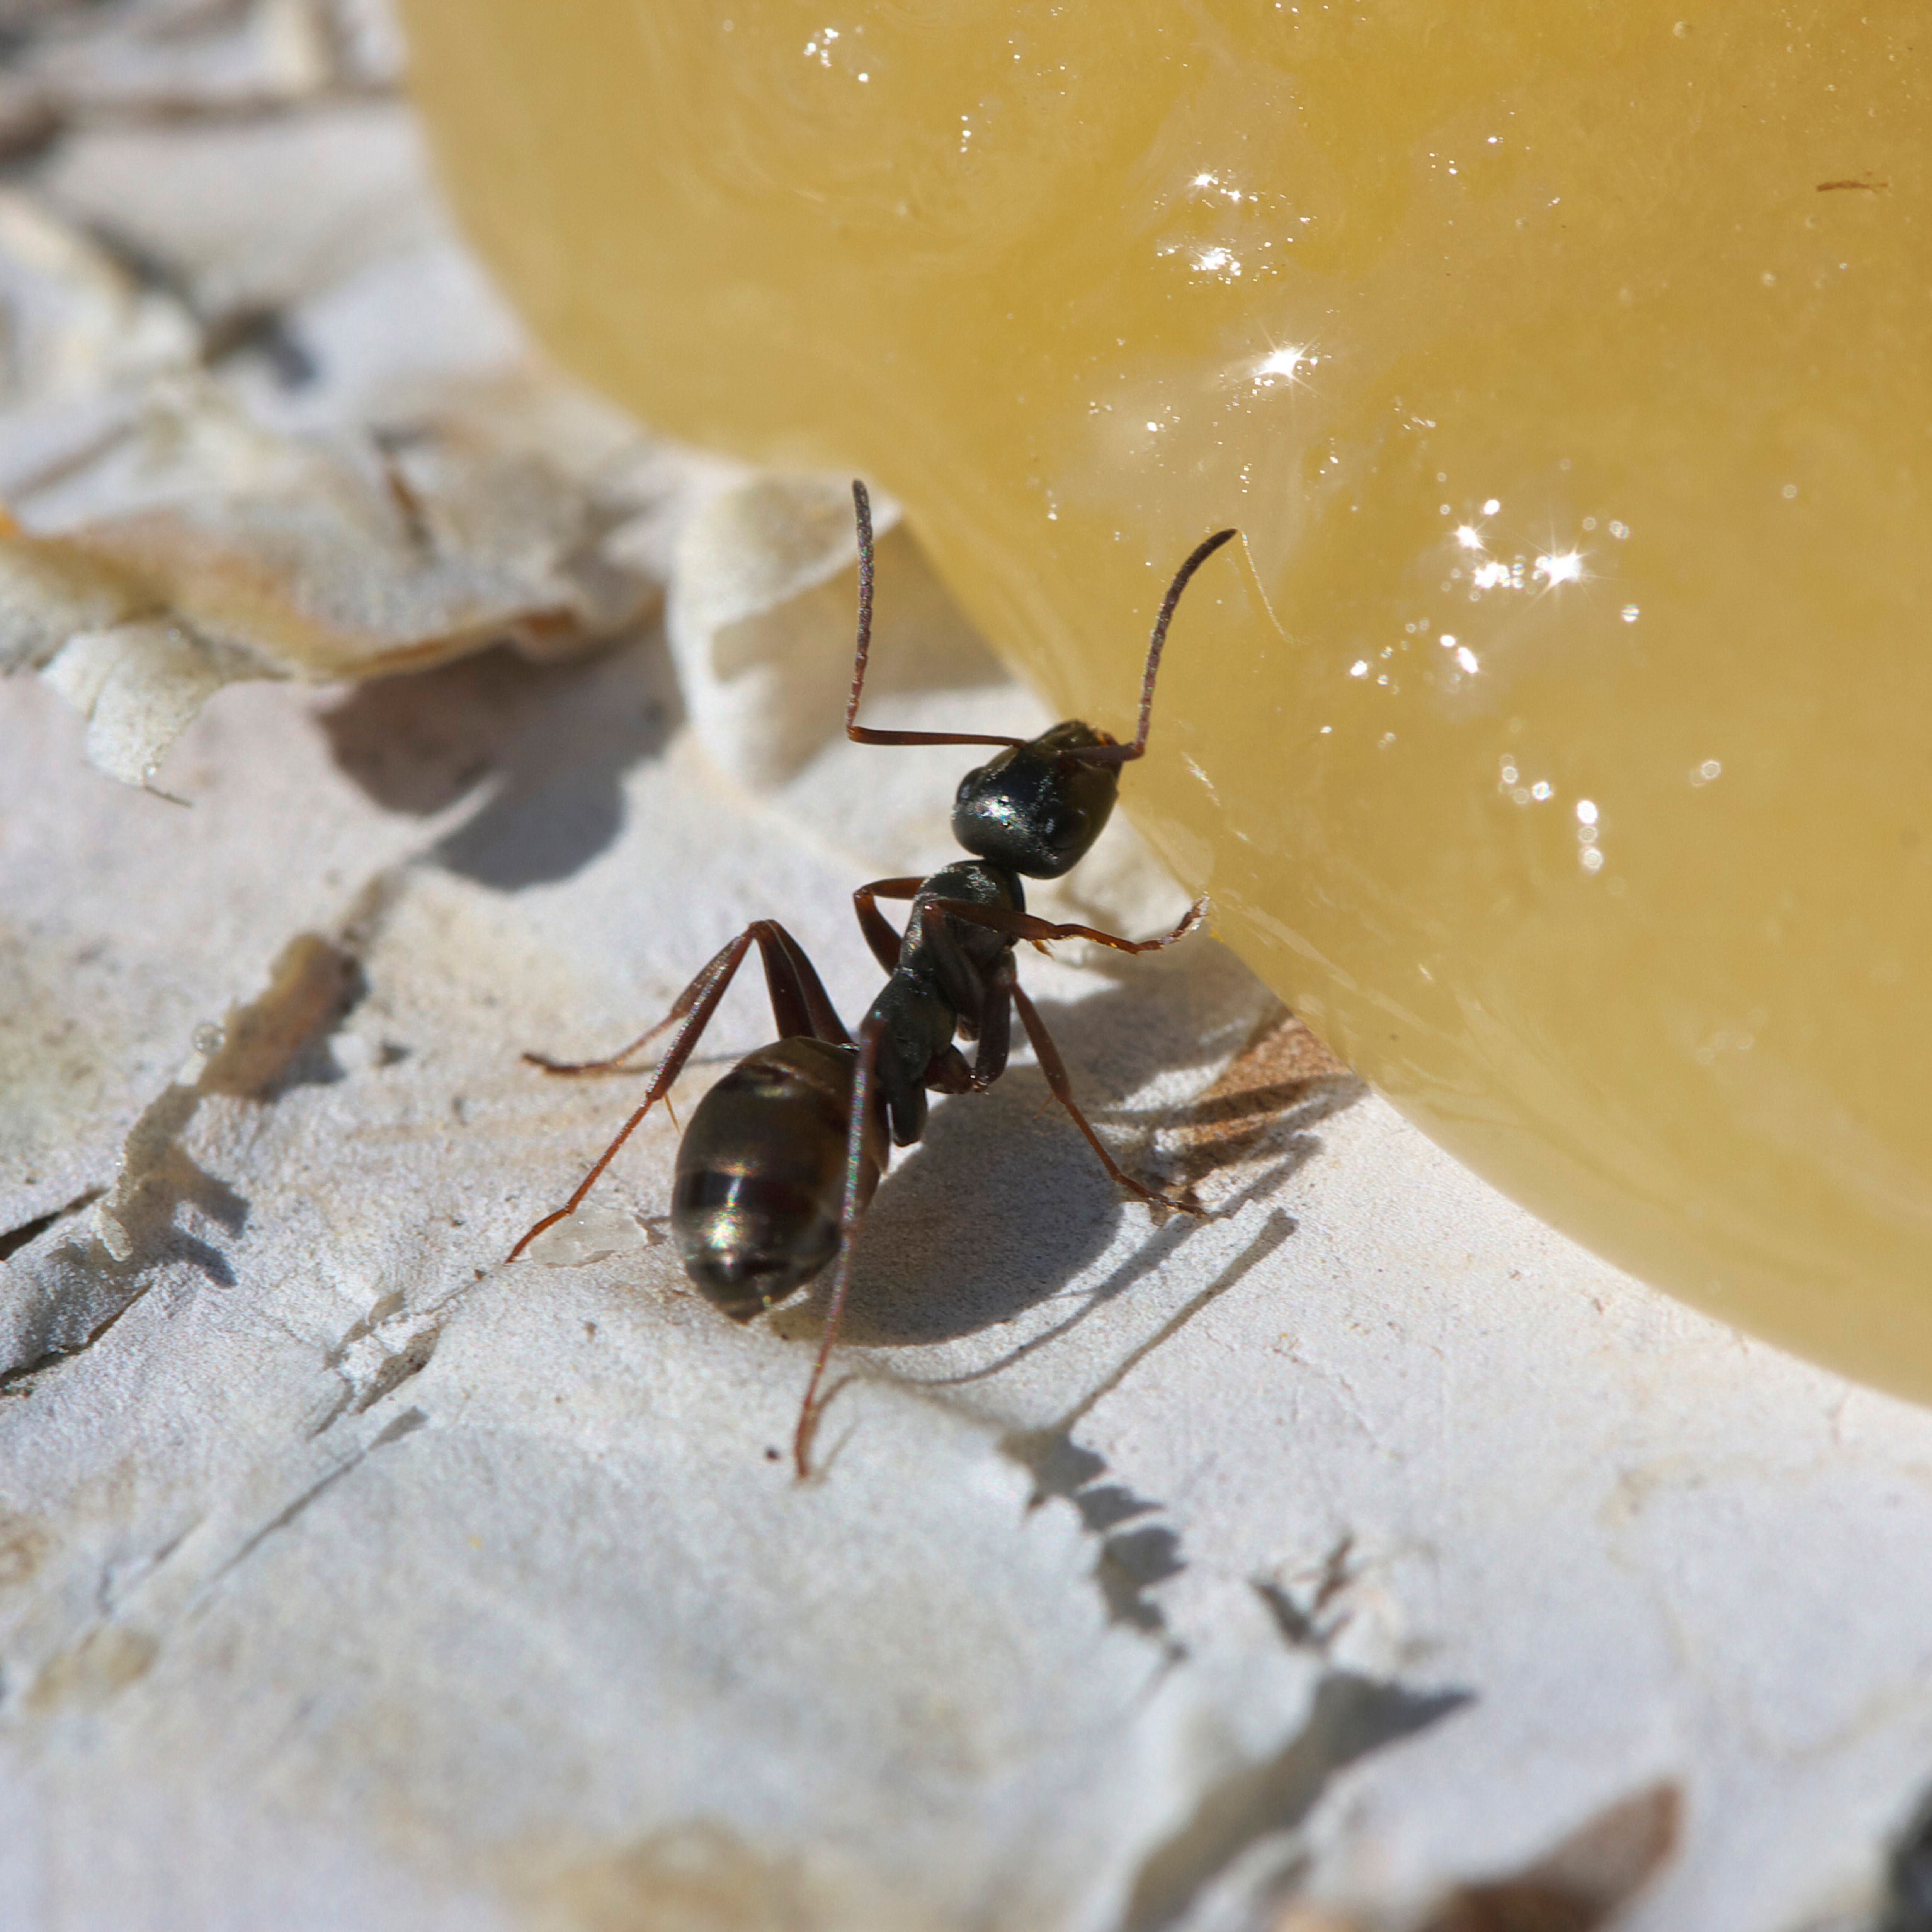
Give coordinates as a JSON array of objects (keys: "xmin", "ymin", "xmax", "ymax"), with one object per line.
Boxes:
[
  {"xmin": 967, "ymin": 956, "xmax": 1013, "ymax": 1086},
  {"xmin": 793, "ymin": 1021, "xmax": 884, "ymax": 1478},
  {"xmin": 852, "ymin": 876, "xmax": 923, "ymax": 973},
  {"xmin": 1010, "ymin": 980, "xmax": 1202, "ymax": 1216},
  {"xmin": 507, "ymin": 922, "xmax": 847, "ymax": 1263},
  {"xmin": 929, "ymin": 896, "xmax": 1208, "ymax": 958},
  {"xmin": 526, "ymin": 925, "xmax": 850, "ymax": 1080},
  {"xmin": 523, "ymin": 1015, "xmax": 679, "ymax": 1078}
]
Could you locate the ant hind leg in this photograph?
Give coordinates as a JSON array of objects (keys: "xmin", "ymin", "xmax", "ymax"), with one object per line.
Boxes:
[
  {"xmin": 507, "ymin": 921, "xmax": 849, "ymax": 1262},
  {"xmin": 523, "ymin": 1015, "xmax": 680, "ymax": 1078}
]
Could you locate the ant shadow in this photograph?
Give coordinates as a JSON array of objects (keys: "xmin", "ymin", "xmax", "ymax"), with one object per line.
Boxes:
[
  {"xmin": 120, "ymin": 931, "xmax": 368, "ymax": 1289},
  {"xmin": 4, "ymin": 931, "xmax": 369, "ymax": 1382},
  {"xmin": 315, "ymin": 631, "xmax": 681, "ymax": 890},
  {"xmin": 786, "ymin": 956, "xmax": 1364, "ymax": 1352}
]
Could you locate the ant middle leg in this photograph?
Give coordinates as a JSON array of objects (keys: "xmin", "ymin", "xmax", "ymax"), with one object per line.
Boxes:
[
  {"xmin": 1010, "ymin": 978, "xmax": 1202, "ymax": 1217},
  {"xmin": 507, "ymin": 921, "xmax": 848, "ymax": 1263}
]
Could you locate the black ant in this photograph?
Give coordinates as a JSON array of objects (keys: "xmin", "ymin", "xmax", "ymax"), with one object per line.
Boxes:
[{"xmin": 507, "ymin": 485, "xmax": 1238, "ymax": 1476}]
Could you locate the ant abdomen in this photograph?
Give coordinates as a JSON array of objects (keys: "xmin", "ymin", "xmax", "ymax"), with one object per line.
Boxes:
[{"xmin": 671, "ymin": 1037, "xmax": 885, "ymax": 1320}]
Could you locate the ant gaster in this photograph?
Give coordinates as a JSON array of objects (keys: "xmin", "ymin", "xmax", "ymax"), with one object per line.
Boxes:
[{"xmin": 507, "ymin": 485, "xmax": 1238, "ymax": 1476}]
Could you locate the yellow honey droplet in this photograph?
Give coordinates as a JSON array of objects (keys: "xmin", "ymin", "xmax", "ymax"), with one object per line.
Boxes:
[{"xmin": 399, "ymin": 0, "xmax": 1932, "ymax": 1403}]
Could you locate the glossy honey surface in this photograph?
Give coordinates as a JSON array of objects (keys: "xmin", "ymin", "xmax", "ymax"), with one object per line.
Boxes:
[{"xmin": 400, "ymin": 0, "xmax": 1932, "ymax": 1400}]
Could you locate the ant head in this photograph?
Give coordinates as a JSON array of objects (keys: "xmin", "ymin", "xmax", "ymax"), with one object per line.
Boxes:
[{"xmin": 952, "ymin": 721, "xmax": 1121, "ymax": 879}]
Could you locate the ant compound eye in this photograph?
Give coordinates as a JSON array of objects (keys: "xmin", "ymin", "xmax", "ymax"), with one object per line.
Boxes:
[{"xmin": 1040, "ymin": 800, "xmax": 1095, "ymax": 854}]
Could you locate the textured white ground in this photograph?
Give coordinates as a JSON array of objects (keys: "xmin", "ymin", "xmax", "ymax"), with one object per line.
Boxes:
[{"xmin": 1, "ymin": 7, "xmax": 1929, "ymax": 1932}]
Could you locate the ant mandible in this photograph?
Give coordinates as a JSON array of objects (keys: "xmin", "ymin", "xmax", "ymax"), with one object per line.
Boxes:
[{"xmin": 506, "ymin": 485, "xmax": 1238, "ymax": 1476}]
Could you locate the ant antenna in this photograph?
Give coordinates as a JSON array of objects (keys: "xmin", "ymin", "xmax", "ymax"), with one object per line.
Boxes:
[
  {"xmin": 844, "ymin": 480, "xmax": 1027, "ymax": 753},
  {"xmin": 844, "ymin": 480, "xmax": 875, "ymax": 738},
  {"xmin": 1063, "ymin": 525, "xmax": 1238, "ymax": 769}
]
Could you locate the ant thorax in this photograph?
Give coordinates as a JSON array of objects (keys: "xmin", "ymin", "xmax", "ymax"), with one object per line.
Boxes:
[{"xmin": 896, "ymin": 860, "xmax": 1023, "ymax": 984}]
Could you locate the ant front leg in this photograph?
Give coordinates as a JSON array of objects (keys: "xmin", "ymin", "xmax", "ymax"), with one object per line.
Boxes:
[
  {"xmin": 927, "ymin": 896, "xmax": 1209, "ymax": 959},
  {"xmin": 863, "ymin": 879, "xmax": 1000, "ymax": 1042},
  {"xmin": 906, "ymin": 897, "xmax": 1008, "ymax": 1079},
  {"xmin": 507, "ymin": 921, "xmax": 848, "ymax": 1263},
  {"xmin": 852, "ymin": 876, "xmax": 923, "ymax": 973},
  {"xmin": 968, "ymin": 965, "xmax": 1011, "ymax": 1087}
]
